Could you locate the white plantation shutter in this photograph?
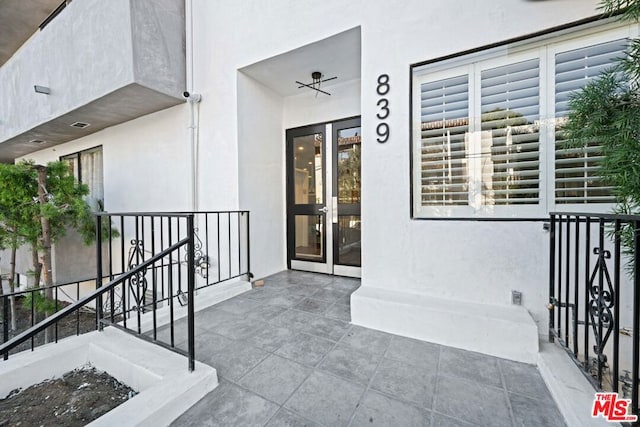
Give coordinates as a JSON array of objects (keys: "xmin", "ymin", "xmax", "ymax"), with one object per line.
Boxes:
[
  {"xmin": 419, "ymin": 75, "xmax": 470, "ymax": 206},
  {"xmin": 412, "ymin": 24, "xmax": 633, "ymax": 218},
  {"xmin": 480, "ymin": 59, "xmax": 540, "ymax": 205},
  {"xmin": 554, "ymin": 39, "xmax": 628, "ymax": 204}
]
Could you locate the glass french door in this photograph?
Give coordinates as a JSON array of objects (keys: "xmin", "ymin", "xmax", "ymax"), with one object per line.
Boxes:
[{"xmin": 286, "ymin": 118, "xmax": 361, "ymax": 277}]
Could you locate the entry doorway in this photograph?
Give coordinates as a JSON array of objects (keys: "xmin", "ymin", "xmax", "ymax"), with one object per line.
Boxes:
[{"xmin": 286, "ymin": 117, "xmax": 361, "ymax": 278}]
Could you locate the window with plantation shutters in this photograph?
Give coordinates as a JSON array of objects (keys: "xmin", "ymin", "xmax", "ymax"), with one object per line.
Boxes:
[
  {"xmin": 554, "ymin": 39, "xmax": 628, "ymax": 204},
  {"xmin": 419, "ymin": 75, "xmax": 470, "ymax": 207},
  {"xmin": 480, "ymin": 59, "xmax": 540, "ymax": 206},
  {"xmin": 412, "ymin": 22, "xmax": 633, "ymax": 218}
]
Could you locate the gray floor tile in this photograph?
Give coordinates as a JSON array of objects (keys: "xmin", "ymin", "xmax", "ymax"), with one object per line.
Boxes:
[
  {"xmin": 311, "ymin": 288, "xmax": 348, "ymax": 303},
  {"xmin": 273, "ymin": 310, "xmax": 350, "ymax": 342},
  {"xmin": 323, "ymin": 278, "xmax": 361, "ymax": 293},
  {"xmin": 340, "ymin": 325, "xmax": 391, "ymax": 356},
  {"xmin": 265, "ymin": 409, "xmax": 321, "ymax": 427},
  {"xmin": 323, "ymin": 303, "xmax": 351, "ymax": 322},
  {"xmin": 242, "ymin": 287, "xmax": 287, "ymax": 301},
  {"xmin": 242, "ymin": 324, "xmax": 298, "ymax": 352},
  {"xmin": 209, "ymin": 340, "xmax": 270, "ymax": 381},
  {"xmin": 214, "ymin": 296, "xmax": 262, "ymax": 315},
  {"xmin": 193, "ymin": 330, "xmax": 235, "ymax": 363},
  {"xmin": 288, "ymin": 274, "xmax": 335, "ymax": 287},
  {"xmin": 350, "ymin": 390, "xmax": 431, "ymax": 426},
  {"xmin": 370, "ymin": 357, "xmax": 436, "ymax": 408},
  {"xmin": 304, "ymin": 314, "xmax": 351, "ymax": 342},
  {"xmin": 386, "ymin": 335, "xmax": 441, "ymax": 369},
  {"xmin": 294, "ymin": 298, "xmax": 332, "ymax": 315},
  {"xmin": 171, "ymin": 381, "xmax": 279, "ymax": 427},
  {"xmin": 265, "ymin": 294, "xmax": 306, "ymax": 308},
  {"xmin": 177, "ymin": 272, "xmax": 566, "ymax": 427},
  {"xmin": 272, "ymin": 309, "xmax": 318, "ymax": 331},
  {"xmin": 509, "ymin": 392, "xmax": 566, "ymax": 427},
  {"xmin": 430, "ymin": 412, "xmax": 477, "ymax": 427},
  {"xmin": 246, "ymin": 304, "xmax": 289, "ymax": 321},
  {"xmin": 286, "ymin": 286, "xmax": 322, "ymax": 298},
  {"xmin": 275, "ymin": 332, "xmax": 336, "ymax": 367},
  {"xmin": 239, "ymin": 354, "xmax": 312, "ymax": 404},
  {"xmin": 337, "ymin": 294, "xmax": 351, "ymax": 305},
  {"xmin": 284, "ymin": 371, "xmax": 364, "ymax": 426},
  {"xmin": 207, "ymin": 314, "xmax": 259, "ymax": 340},
  {"xmin": 318, "ymin": 344, "xmax": 380, "ymax": 385},
  {"xmin": 435, "ymin": 375, "xmax": 511, "ymax": 427},
  {"xmin": 194, "ymin": 307, "xmax": 241, "ymax": 329},
  {"xmin": 499, "ymin": 359, "xmax": 554, "ymax": 401},
  {"xmin": 439, "ymin": 346, "xmax": 502, "ymax": 388}
]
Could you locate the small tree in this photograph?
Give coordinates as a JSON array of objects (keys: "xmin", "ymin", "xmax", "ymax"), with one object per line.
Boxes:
[
  {"xmin": 563, "ymin": 0, "xmax": 640, "ymax": 267},
  {"xmin": 0, "ymin": 162, "xmax": 40, "ymax": 330},
  {"xmin": 0, "ymin": 161, "xmax": 99, "ymax": 339}
]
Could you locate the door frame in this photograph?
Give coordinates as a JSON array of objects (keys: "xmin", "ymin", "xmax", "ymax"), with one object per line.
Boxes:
[
  {"xmin": 286, "ymin": 123, "xmax": 328, "ymax": 269},
  {"xmin": 286, "ymin": 116, "xmax": 361, "ymax": 277}
]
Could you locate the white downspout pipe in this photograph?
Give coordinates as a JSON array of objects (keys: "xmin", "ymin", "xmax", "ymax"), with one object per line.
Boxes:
[{"xmin": 185, "ymin": 0, "xmax": 201, "ymax": 213}]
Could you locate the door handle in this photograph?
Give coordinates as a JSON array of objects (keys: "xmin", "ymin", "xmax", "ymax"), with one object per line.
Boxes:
[{"xmin": 318, "ymin": 207, "xmax": 328, "ymax": 213}]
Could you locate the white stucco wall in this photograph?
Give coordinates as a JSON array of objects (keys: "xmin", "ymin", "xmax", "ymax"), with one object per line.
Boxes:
[
  {"xmin": 15, "ymin": 0, "xmax": 604, "ymax": 338},
  {"xmin": 237, "ymin": 73, "xmax": 286, "ymax": 279}
]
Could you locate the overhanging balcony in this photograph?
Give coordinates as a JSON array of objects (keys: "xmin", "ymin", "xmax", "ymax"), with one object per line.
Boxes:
[
  {"xmin": 0, "ymin": 0, "xmax": 185, "ymax": 163},
  {"xmin": 0, "ymin": 0, "xmax": 63, "ymax": 66}
]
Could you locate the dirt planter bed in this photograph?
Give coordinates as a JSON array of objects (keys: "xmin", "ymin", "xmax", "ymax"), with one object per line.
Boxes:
[
  {"xmin": 0, "ymin": 366, "xmax": 136, "ymax": 427},
  {"xmin": 0, "ymin": 328, "xmax": 218, "ymax": 426}
]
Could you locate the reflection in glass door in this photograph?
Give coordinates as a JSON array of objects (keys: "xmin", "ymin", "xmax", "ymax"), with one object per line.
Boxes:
[
  {"xmin": 292, "ymin": 132, "xmax": 324, "ymax": 261},
  {"xmin": 334, "ymin": 119, "xmax": 361, "ymax": 274},
  {"xmin": 286, "ymin": 118, "xmax": 361, "ymax": 277}
]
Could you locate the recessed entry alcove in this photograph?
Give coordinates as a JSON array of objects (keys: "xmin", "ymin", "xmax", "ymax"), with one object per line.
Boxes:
[{"xmin": 236, "ymin": 27, "xmax": 362, "ymax": 280}]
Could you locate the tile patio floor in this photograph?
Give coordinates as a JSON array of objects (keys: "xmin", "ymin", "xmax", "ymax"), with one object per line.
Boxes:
[{"xmin": 169, "ymin": 271, "xmax": 565, "ymax": 427}]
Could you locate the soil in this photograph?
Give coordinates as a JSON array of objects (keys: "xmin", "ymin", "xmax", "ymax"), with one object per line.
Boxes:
[
  {"xmin": 1, "ymin": 296, "xmax": 96, "ymax": 356},
  {"xmin": 0, "ymin": 366, "xmax": 137, "ymax": 427}
]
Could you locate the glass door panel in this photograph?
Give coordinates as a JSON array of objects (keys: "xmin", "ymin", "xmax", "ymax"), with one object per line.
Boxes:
[
  {"xmin": 293, "ymin": 134, "xmax": 323, "ymax": 205},
  {"xmin": 337, "ymin": 128, "xmax": 361, "ymax": 204},
  {"xmin": 294, "ymin": 214, "xmax": 324, "ymax": 260},
  {"xmin": 337, "ymin": 215, "xmax": 361, "ymax": 266},
  {"xmin": 287, "ymin": 125, "xmax": 327, "ymax": 266},
  {"xmin": 334, "ymin": 120, "xmax": 361, "ymax": 269}
]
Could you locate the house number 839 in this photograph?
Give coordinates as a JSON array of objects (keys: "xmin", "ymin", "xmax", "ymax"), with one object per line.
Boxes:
[{"xmin": 376, "ymin": 74, "xmax": 390, "ymax": 143}]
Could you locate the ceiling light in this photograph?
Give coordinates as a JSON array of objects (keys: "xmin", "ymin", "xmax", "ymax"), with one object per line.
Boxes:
[
  {"xmin": 29, "ymin": 139, "xmax": 46, "ymax": 144},
  {"xmin": 295, "ymin": 71, "xmax": 337, "ymax": 96},
  {"xmin": 70, "ymin": 121, "xmax": 90, "ymax": 129}
]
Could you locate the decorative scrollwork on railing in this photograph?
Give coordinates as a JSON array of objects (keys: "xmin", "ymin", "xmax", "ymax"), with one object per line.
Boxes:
[
  {"xmin": 102, "ymin": 285, "xmax": 123, "ymax": 317},
  {"xmin": 127, "ymin": 239, "xmax": 148, "ymax": 312},
  {"xmin": 184, "ymin": 228, "xmax": 210, "ymax": 279},
  {"xmin": 588, "ymin": 247, "xmax": 615, "ymax": 363}
]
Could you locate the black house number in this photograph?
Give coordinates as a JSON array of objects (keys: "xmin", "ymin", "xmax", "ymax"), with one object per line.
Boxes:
[{"xmin": 376, "ymin": 74, "xmax": 390, "ymax": 143}]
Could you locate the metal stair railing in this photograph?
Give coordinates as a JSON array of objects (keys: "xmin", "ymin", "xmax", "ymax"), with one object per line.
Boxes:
[{"xmin": 1, "ymin": 213, "xmax": 197, "ymax": 371}]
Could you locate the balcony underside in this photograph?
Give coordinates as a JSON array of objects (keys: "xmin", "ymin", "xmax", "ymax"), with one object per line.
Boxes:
[
  {"xmin": 0, "ymin": 83, "xmax": 182, "ymax": 163},
  {"xmin": 0, "ymin": 0, "xmax": 62, "ymax": 66}
]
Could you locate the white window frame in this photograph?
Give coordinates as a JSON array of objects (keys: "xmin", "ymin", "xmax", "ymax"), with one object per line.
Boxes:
[
  {"xmin": 61, "ymin": 145, "xmax": 104, "ymax": 211},
  {"xmin": 412, "ymin": 20, "xmax": 637, "ymax": 219}
]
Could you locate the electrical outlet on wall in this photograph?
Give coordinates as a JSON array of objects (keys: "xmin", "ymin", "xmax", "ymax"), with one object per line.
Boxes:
[{"xmin": 511, "ymin": 290, "xmax": 522, "ymax": 305}]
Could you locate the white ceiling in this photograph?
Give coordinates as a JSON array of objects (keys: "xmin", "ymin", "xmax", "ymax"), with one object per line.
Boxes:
[{"xmin": 240, "ymin": 27, "xmax": 361, "ymax": 97}]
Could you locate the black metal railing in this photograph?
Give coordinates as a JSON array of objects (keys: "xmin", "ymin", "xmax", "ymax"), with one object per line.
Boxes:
[
  {"xmin": 97, "ymin": 211, "xmax": 251, "ymax": 291},
  {"xmin": 0, "ymin": 210, "xmax": 251, "ymax": 370},
  {"xmin": 549, "ymin": 212, "xmax": 640, "ymax": 420},
  {"xmin": 0, "ymin": 276, "xmax": 101, "ymax": 358}
]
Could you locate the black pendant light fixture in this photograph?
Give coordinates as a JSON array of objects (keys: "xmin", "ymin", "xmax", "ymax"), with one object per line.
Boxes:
[{"xmin": 296, "ymin": 71, "xmax": 337, "ymax": 96}]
